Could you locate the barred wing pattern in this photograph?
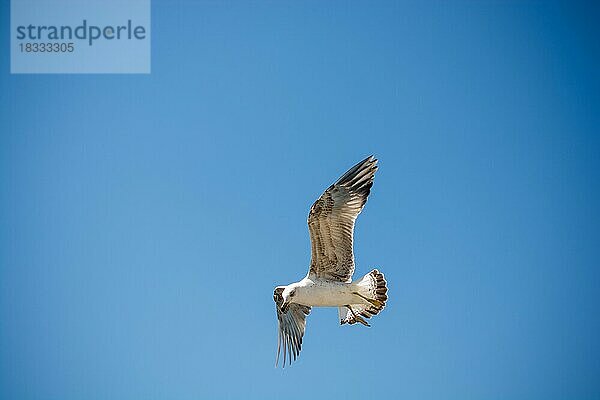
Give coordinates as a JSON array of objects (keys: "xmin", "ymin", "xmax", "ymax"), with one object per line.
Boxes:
[
  {"xmin": 307, "ymin": 156, "xmax": 378, "ymax": 282},
  {"xmin": 274, "ymin": 287, "xmax": 311, "ymax": 367}
]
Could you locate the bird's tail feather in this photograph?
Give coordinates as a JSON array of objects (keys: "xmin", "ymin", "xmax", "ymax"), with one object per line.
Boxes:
[{"xmin": 339, "ymin": 269, "xmax": 388, "ymax": 326}]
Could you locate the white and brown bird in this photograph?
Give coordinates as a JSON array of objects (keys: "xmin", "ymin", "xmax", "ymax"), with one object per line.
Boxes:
[{"xmin": 273, "ymin": 156, "xmax": 388, "ymax": 367}]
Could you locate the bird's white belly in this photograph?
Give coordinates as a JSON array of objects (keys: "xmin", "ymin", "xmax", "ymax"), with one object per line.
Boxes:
[{"xmin": 296, "ymin": 281, "xmax": 359, "ymax": 307}]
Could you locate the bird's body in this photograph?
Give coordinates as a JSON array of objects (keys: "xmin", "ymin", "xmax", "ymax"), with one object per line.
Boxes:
[
  {"xmin": 273, "ymin": 155, "xmax": 388, "ymax": 367},
  {"xmin": 283, "ymin": 276, "xmax": 365, "ymax": 307}
]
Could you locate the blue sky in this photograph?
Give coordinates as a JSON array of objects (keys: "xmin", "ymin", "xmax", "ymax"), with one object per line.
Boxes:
[{"xmin": 1, "ymin": 1, "xmax": 599, "ymax": 399}]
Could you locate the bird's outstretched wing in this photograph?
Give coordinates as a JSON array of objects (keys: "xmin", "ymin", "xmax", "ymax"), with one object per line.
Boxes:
[
  {"xmin": 307, "ymin": 156, "xmax": 378, "ymax": 282},
  {"xmin": 274, "ymin": 287, "xmax": 311, "ymax": 367}
]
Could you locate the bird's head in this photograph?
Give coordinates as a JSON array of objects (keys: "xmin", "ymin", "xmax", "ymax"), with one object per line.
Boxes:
[{"xmin": 274, "ymin": 284, "xmax": 298, "ymax": 313}]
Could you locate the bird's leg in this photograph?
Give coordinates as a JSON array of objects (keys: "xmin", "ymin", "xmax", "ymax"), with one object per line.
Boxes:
[
  {"xmin": 345, "ymin": 305, "xmax": 370, "ymax": 327},
  {"xmin": 352, "ymin": 292, "xmax": 383, "ymax": 308}
]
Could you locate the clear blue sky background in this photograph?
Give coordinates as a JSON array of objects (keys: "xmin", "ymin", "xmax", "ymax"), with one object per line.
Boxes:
[{"xmin": 1, "ymin": 1, "xmax": 599, "ymax": 399}]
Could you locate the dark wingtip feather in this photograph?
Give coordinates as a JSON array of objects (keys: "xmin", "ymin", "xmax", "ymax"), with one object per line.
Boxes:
[
  {"xmin": 335, "ymin": 155, "xmax": 378, "ymax": 187},
  {"xmin": 332, "ymin": 156, "xmax": 378, "ymax": 211}
]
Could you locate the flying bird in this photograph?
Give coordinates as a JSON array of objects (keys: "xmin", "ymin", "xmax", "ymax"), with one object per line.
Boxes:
[{"xmin": 273, "ymin": 155, "xmax": 388, "ymax": 367}]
